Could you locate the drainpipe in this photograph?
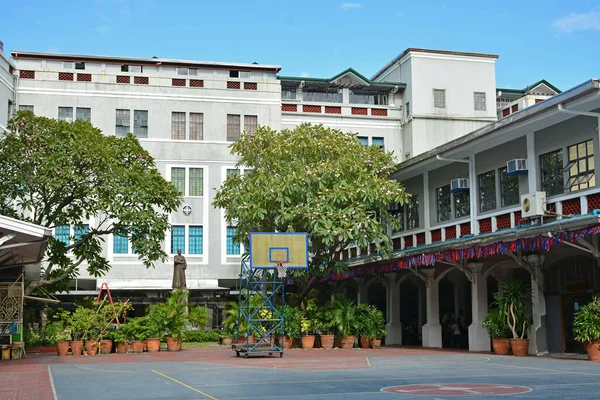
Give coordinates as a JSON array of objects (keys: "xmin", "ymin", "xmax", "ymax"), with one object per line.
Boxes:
[{"xmin": 436, "ymin": 155, "xmax": 477, "ymax": 236}]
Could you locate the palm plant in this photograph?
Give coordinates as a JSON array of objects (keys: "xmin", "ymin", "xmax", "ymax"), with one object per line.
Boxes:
[
  {"xmin": 573, "ymin": 297, "xmax": 600, "ymax": 344},
  {"xmin": 331, "ymin": 297, "xmax": 357, "ymax": 337},
  {"xmin": 493, "ymin": 278, "xmax": 532, "ymax": 339}
]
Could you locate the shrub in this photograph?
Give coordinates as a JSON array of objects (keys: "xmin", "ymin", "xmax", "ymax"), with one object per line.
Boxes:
[{"xmin": 184, "ymin": 330, "xmax": 221, "ymax": 342}]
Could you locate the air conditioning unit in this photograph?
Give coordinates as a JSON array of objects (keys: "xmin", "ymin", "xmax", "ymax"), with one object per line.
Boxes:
[
  {"xmin": 507, "ymin": 159, "xmax": 527, "ymax": 176},
  {"xmin": 521, "ymin": 191, "xmax": 546, "ymax": 219},
  {"xmin": 450, "ymin": 178, "xmax": 469, "ymax": 193}
]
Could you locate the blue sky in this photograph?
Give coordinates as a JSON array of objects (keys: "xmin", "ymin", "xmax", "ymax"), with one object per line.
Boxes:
[{"xmin": 1, "ymin": 0, "xmax": 599, "ymax": 90}]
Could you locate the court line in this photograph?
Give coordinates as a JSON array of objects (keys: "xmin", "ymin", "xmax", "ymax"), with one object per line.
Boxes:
[
  {"xmin": 152, "ymin": 369, "xmax": 219, "ymax": 400},
  {"xmin": 47, "ymin": 366, "xmax": 58, "ymax": 400},
  {"xmin": 461, "ymin": 360, "xmax": 600, "ymax": 377}
]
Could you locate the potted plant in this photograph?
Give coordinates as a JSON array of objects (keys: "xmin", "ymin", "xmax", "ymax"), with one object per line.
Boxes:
[
  {"xmin": 110, "ymin": 326, "xmax": 129, "ymax": 354},
  {"xmin": 300, "ymin": 317, "xmax": 315, "ymax": 349},
  {"xmin": 71, "ymin": 306, "xmax": 99, "ymax": 356},
  {"xmin": 52, "ymin": 309, "xmax": 72, "ymax": 356},
  {"xmin": 355, "ymin": 304, "xmax": 374, "ymax": 349},
  {"xmin": 279, "ymin": 305, "xmax": 302, "ymax": 349},
  {"xmin": 221, "ymin": 301, "xmax": 239, "ymax": 345},
  {"xmin": 494, "ymin": 278, "xmax": 532, "ymax": 357},
  {"xmin": 368, "ymin": 306, "xmax": 385, "ymax": 349},
  {"xmin": 483, "ymin": 307, "xmax": 511, "ymax": 355},
  {"xmin": 314, "ymin": 308, "xmax": 335, "ymax": 349},
  {"xmin": 157, "ymin": 290, "xmax": 189, "ymax": 352},
  {"xmin": 573, "ymin": 296, "xmax": 600, "ymax": 361},
  {"xmin": 127, "ymin": 317, "xmax": 149, "ymax": 353},
  {"xmin": 139, "ymin": 316, "xmax": 161, "ymax": 353},
  {"xmin": 332, "ymin": 297, "xmax": 357, "ymax": 349}
]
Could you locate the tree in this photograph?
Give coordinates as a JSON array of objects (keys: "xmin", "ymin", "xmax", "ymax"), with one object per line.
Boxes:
[
  {"xmin": 0, "ymin": 112, "xmax": 182, "ymax": 294},
  {"xmin": 213, "ymin": 124, "xmax": 409, "ymax": 301}
]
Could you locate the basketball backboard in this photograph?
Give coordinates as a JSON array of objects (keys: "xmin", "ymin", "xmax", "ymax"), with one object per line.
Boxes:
[{"xmin": 249, "ymin": 232, "xmax": 309, "ymax": 269}]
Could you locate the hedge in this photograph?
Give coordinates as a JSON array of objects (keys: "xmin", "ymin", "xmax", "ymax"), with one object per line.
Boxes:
[{"xmin": 183, "ymin": 330, "xmax": 221, "ymax": 342}]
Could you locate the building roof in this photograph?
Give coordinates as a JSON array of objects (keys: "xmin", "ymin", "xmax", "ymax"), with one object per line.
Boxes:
[
  {"xmin": 278, "ymin": 68, "xmax": 406, "ymax": 89},
  {"xmin": 11, "ymin": 50, "xmax": 281, "ymax": 72},
  {"xmin": 497, "ymin": 79, "xmax": 561, "ymax": 95},
  {"xmin": 0, "ymin": 214, "xmax": 52, "ymax": 268},
  {"xmin": 372, "ymin": 48, "xmax": 499, "ymax": 81}
]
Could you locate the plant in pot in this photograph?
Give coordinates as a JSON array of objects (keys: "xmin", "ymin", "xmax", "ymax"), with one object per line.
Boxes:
[
  {"xmin": 494, "ymin": 278, "xmax": 532, "ymax": 357},
  {"xmin": 315, "ymin": 308, "xmax": 336, "ymax": 349},
  {"xmin": 573, "ymin": 296, "xmax": 600, "ymax": 361},
  {"xmin": 97, "ymin": 300, "xmax": 132, "ymax": 354},
  {"xmin": 354, "ymin": 304, "xmax": 374, "ymax": 349},
  {"xmin": 300, "ymin": 317, "xmax": 315, "ymax": 349},
  {"xmin": 483, "ymin": 307, "xmax": 511, "ymax": 355},
  {"xmin": 110, "ymin": 326, "xmax": 129, "ymax": 354},
  {"xmin": 221, "ymin": 301, "xmax": 239, "ymax": 345},
  {"xmin": 70, "ymin": 306, "xmax": 98, "ymax": 356},
  {"xmin": 368, "ymin": 306, "xmax": 385, "ymax": 349},
  {"xmin": 332, "ymin": 297, "xmax": 357, "ymax": 349},
  {"xmin": 127, "ymin": 317, "xmax": 150, "ymax": 353},
  {"xmin": 152, "ymin": 290, "xmax": 189, "ymax": 352},
  {"xmin": 139, "ymin": 315, "xmax": 162, "ymax": 353},
  {"xmin": 281, "ymin": 305, "xmax": 302, "ymax": 349},
  {"xmin": 52, "ymin": 309, "xmax": 72, "ymax": 356}
]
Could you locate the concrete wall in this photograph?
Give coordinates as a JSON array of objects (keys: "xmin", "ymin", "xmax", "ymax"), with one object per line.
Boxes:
[{"xmin": 0, "ymin": 53, "xmax": 14, "ymax": 129}]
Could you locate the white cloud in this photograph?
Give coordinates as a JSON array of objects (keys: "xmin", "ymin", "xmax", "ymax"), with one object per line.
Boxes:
[
  {"xmin": 300, "ymin": 72, "xmax": 309, "ymax": 77},
  {"xmin": 341, "ymin": 3, "xmax": 362, "ymax": 10},
  {"xmin": 553, "ymin": 8, "xmax": 600, "ymax": 33}
]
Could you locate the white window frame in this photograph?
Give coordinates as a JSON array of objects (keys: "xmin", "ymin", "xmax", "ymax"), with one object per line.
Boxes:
[
  {"xmin": 433, "ymin": 89, "xmax": 446, "ymax": 108},
  {"xmin": 474, "ymin": 92, "xmax": 486, "ymax": 111},
  {"xmin": 166, "ymin": 164, "xmax": 207, "ymax": 198}
]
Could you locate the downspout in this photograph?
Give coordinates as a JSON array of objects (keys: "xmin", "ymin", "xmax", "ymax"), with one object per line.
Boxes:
[{"xmin": 436, "ymin": 155, "xmax": 477, "ymax": 236}]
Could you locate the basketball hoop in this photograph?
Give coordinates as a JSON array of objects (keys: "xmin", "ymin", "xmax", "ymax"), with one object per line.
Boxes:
[{"xmin": 275, "ymin": 261, "xmax": 289, "ymax": 278}]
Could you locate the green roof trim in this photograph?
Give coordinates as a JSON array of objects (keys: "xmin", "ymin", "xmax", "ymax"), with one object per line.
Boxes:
[
  {"xmin": 497, "ymin": 79, "xmax": 561, "ymax": 95},
  {"xmin": 278, "ymin": 67, "xmax": 406, "ymax": 88}
]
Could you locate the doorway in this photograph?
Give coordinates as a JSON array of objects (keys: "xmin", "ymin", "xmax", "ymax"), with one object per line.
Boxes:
[{"xmin": 561, "ymin": 293, "xmax": 593, "ymax": 353}]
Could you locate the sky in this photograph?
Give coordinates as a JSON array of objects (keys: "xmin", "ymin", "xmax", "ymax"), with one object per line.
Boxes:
[{"xmin": 1, "ymin": 0, "xmax": 599, "ymax": 91}]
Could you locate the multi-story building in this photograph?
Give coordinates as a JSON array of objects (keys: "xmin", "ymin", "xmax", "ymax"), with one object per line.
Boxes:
[
  {"xmin": 0, "ymin": 41, "xmax": 16, "ymax": 133},
  {"xmin": 496, "ymin": 80, "xmax": 560, "ymax": 120}
]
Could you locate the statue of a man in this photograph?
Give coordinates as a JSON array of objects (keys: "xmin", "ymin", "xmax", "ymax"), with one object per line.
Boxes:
[{"xmin": 172, "ymin": 249, "xmax": 187, "ymax": 290}]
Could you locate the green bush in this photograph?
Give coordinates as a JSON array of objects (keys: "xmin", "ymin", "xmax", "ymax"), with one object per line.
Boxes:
[{"xmin": 183, "ymin": 330, "xmax": 221, "ymax": 342}]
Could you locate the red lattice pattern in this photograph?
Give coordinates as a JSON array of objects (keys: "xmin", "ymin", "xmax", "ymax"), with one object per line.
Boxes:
[
  {"xmin": 460, "ymin": 222, "xmax": 471, "ymax": 236},
  {"xmin": 431, "ymin": 229, "xmax": 442, "ymax": 243},
  {"xmin": 116, "ymin": 75, "xmax": 130, "ymax": 84},
  {"xmin": 502, "ymin": 108, "xmax": 510, "ymax": 117},
  {"xmin": 19, "ymin": 70, "xmax": 35, "ymax": 79},
  {"xmin": 496, "ymin": 213, "xmax": 511, "ymax": 230},
  {"xmin": 512, "ymin": 104, "xmax": 519, "ymax": 113},
  {"xmin": 513, "ymin": 210, "xmax": 522, "ymax": 226},
  {"xmin": 371, "ymin": 108, "xmax": 388, "ymax": 116},
  {"xmin": 393, "ymin": 238, "xmax": 402, "ymax": 250},
  {"xmin": 303, "ymin": 105, "xmax": 321, "ymax": 113},
  {"xmin": 282, "ymin": 104, "xmax": 297, "ymax": 112},
  {"xmin": 445, "ymin": 226, "xmax": 456, "ymax": 239},
  {"xmin": 77, "ymin": 73, "xmax": 91, "ymax": 82},
  {"xmin": 587, "ymin": 193, "xmax": 600, "ymax": 212},
  {"xmin": 190, "ymin": 79, "xmax": 204, "ymax": 88},
  {"xmin": 562, "ymin": 198, "xmax": 581, "ymax": 216},
  {"xmin": 134, "ymin": 76, "xmax": 148, "ymax": 85},
  {"xmin": 416, "ymin": 233, "xmax": 425, "ymax": 246},
  {"xmin": 227, "ymin": 81, "xmax": 241, "ymax": 89},
  {"xmin": 172, "ymin": 78, "xmax": 186, "ymax": 87},
  {"xmin": 535, "ymin": 99, "xmax": 543, "ymax": 104},
  {"xmin": 244, "ymin": 82, "xmax": 257, "ymax": 90},
  {"xmin": 479, "ymin": 218, "xmax": 492, "ymax": 233},
  {"xmin": 351, "ymin": 107, "xmax": 368, "ymax": 115},
  {"xmin": 404, "ymin": 235, "xmax": 413, "ymax": 248},
  {"xmin": 58, "ymin": 72, "xmax": 73, "ymax": 81},
  {"xmin": 325, "ymin": 106, "xmax": 341, "ymax": 114}
]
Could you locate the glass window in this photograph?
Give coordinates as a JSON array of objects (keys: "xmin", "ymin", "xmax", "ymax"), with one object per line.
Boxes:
[
  {"xmin": 407, "ymin": 195, "xmax": 419, "ymax": 230},
  {"xmin": 281, "ymin": 85, "xmax": 297, "ymax": 100},
  {"xmin": 171, "ymin": 167, "xmax": 186, "ymax": 195},
  {"xmin": 244, "ymin": 115, "xmax": 258, "ymax": 135},
  {"xmin": 189, "ymin": 168, "xmax": 203, "ymax": 196},
  {"xmin": 58, "ymin": 107, "xmax": 73, "ymax": 122},
  {"xmin": 189, "ymin": 113, "xmax": 203, "ymax": 140},
  {"xmin": 500, "ymin": 167, "xmax": 519, "ymax": 207},
  {"xmin": 75, "ymin": 62, "xmax": 85, "ymax": 70},
  {"xmin": 566, "ymin": 139, "xmax": 595, "ymax": 192},
  {"xmin": 171, "ymin": 112, "xmax": 186, "ymax": 140},
  {"xmin": 115, "ymin": 109, "xmax": 130, "ymax": 137},
  {"xmin": 479, "ymin": 170, "xmax": 496, "ymax": 212},
  {"xmin": 540, "ymin": 149, "xmax": 564, "ymax": 196},
  {"xmin": 113, "ymin": 234, "xmax": 128, "ymax": 254},
  {"xmin": 227, "ymin": 168, "xmax": 240, "ymax": 177},
  {"xmin": 357, "ymin": 136, "xmax": 368, "ymax": 146},
  {"xmin": 55, "ymin": 225, "xmax": 70, "ymax": 246},
  {"xmin": 74, "ymin": 224, "xmax": 89, "ymax": 243},
  {"xmin": 133, "ymin": 110, "xmax": 148, "ymax": 138},
  {"xmin": 436, "ymin": 185, "xmax": 451, "ymax": 222},
  {"xmin": 76, "ymin": 107, "xmax": 91, "ymax": 123},
  {"xmin": 227, "ymin": 114, "xmax": 241, "ymax": 141},
  {"xmin": 171, "ymin": 225, "xmax": 185, "ymax": 254},
  {"xmin": 474, "ymin": 92, "xmax": 486, "ymax": 111},
  {"xmin": 226, "ymin": 226, "xmax": 240, "ymax": 255},
  {"xmin": 454, "ymin": 191, "xmax": 470, "ymax": 218},
  {"xmin": 349, "ymin": 90, "xmax": 388, "ymax": 105},
  {"xmin": 189, "ymin": 226, "xmax": 203, "ymax": 254},
  {"xmin": 303, "ymin": 88, "xmax": 343, "ymax": 103},
  {"xmin": 19, "ymin": 105, "xmax": 34, "ymax": 112},
  {"xmin": 372, "ymin": 137, "xmax": 384, "ymax": 149},
  {"xmin": 434, "ymin": 89, "xmax": 446, "ymax": 108}
]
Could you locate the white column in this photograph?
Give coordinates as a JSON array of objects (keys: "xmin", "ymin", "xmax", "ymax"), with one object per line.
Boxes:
[
  {"xmin": 385, "ymin": 274, "xmax": 402, "ymax": 345},
  {"xmin": 422, "ymin": 269, "xmax": 442, "ymax": 348},
  {"xmin": 528, "ymin": 255, "xmax": 548, "ymax": 355},
  {"xmin": 423, "ymin": 171, "xmax": 431, "ymax": 244},
  {"xmin": 469, "ymin": 155, "xmax": 479, "ymax": 235},
  {"xmin": 526, "ymin": 132, "xmax": 538, "ymax": 194},
  {"xmin": 468, "ymin": 262, "xmax": 490, "ymax": 352},
  {"xmin": 354, "ymin": 277, "xmax": 368, "ymax": 305}
]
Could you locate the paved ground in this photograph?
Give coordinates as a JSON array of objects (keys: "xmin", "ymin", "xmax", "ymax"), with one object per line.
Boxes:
[{"xmin": 1, "ymin": 346, "xmax": 600, "ymax": 399}]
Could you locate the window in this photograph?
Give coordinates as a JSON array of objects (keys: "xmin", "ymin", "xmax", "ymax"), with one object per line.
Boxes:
[
  {"xmin": 405, "ymin": 102, "xmax": 410, "ymax": 118},
  {"xmin": 58, "ymin": 107, "xmax": 73, "ymax": 122},
  {"xmin": 303, "ymin": 89, "xmax": 343, "ymax": 103},
  {"xmin": 115, "ymin": 109, "xmax": 130, "ymax": 137},
  {"xmin": 171, "ymin": 225, "xmax": 185, "ymax": 254},
  {"xmin": 479, "ymin": 170, "xmax": 496, "ymax": 212},
  {"xmin": 349, "ymin": 90, "xmax": 388, "ymax": 105},
  {"xmin": 566, "ymin": 139, "xmax": 595, "ymax": 192},
  {"xmin": 19, "ymin": 105, "xmax": 34, "ymax": 112},
  {"xmin": 474, "ymin": 92, "xmax": 486, "ymax": 111},
  {"xmin": 133, "ymin": 110, "xmax": 148, "ymax": 138},
  {"xmin": 189, "ymin": 168, "xmax": 203, "ymax": 196},
  {"xmin": 62, "ymin": 62, "xmax": 73, "ymax": 69},
  {"xmin": 407, "ymin": 195, "xmax": 419, "ymax": 230},
  {"xmin": 357, "ymin": 136, "xmax": 368, "ymax": 146},
  {"xmin": 244, "ymin": 115, "xmax": 257, "ymax": 135},
  {"xmin": 189, "ymin": 226, "xmax": 203, "ymax": 254},
  {"xmin": 436, "ymin": 185, "xmax": 451, "ymax": 222},
  {"xmin": 55, "ymin": 225, "xmax": 70, "ymax": 246},
  {"xmin": 75, "ymin": 62, "xmax": 85, "ymax": 70},
  {"xmin": 454, "ymin": 191, "xmax": 470, "ymax": 218},
  {"xmin": 171, "ymin": 112, "xmax": 186, "ymax": 140},
  {"xmin": 227, "ymin": 168, "xmax": 240, "ymax": 177},
  {"xmin": 76, "ymin": 107, "xmax": 91, "ymax": 122},
  {"xmin": 121, "ymin": 65, "xmax": 142, "ymax": 73},
  {"xmin": 74, "ymin": 224, "xmax": 89, "ymax": 243},
  {"xmin": 390, "ymin": 204, "xmax": 404, "ymax": 234},
  {"xmin": 189, "ymin": 113, "xmax": 203, "ymax": 140},
  {"xmin": 226, "ymin": 226, "xmax": 240, "ymax": 255},
  {"xmin": 499, "ymin": 167, "xmax": 519, "ymax": 207},
  {"xmin": 540, "ymin": 149, "xmax": 564, "ymax": 196},
  {"xmin": 434, "ymin": 89, "xmax": 446, "ymax": 108},
  {"xmin": 372, "ymin": 137, "xmax": 384, "ymax": 149},
  {"xmin": 281, "ymin": 86, "xmax": 296, "ymax": 100},
  {"xmin": 171, "ymin": 168, "xmax": 185, "ymax": 194},
  {"xmin": 177, "ymin": 68, "xmax": 197, "ymax": 76},
  {"xmin": 227, "ymin": 114, "xmax": 241, "ymax": 141},
  {"xmin": 113, "ymin": 234, "xmax": 128, "ymax": 254},
  {"xmin": 229, "ymin": 70, "xmax": 239, "ymax": 78}
]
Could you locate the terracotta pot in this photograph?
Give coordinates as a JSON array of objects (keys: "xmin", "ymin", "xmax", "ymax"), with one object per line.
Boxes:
[
  {"xmin": 115, "ymin": 342, "xmax": 128, "ymax": 354},
  {"xmin": 146, "ymin": 338, "xmax": 160, "ymax": 353},
  {"xmin": 131, "ymin": 340, "xmax": 145, "ymax": 353},
  {"xmin": 100, "ymin": 339, "xmax": 113, "ymax": 354},
  {"xmin": 320, "ymin": 334, "xmax": 334, "ymax": 349},
  {"xmin": 510, "ymin": 338, "xmax": 529, "ymax": 357},
  {"xmin": 221, "ymin": 337, "xmax": 233, "ymax": 346},
  {"xmin": 585, "ymin": 342, "xmax": 600, "ymax": 361},
  {"xmin": 341, "ymin": 335, "xmax": 355, "ymax": 349},
  {"xmin": 301, "ymin": 335, "xmax": 315, "ymax": 349},
  {"xmin": 166, "ymin": 337, "xmax": 182, "ymax": 352},
  {"xmin": 56, "ymin": 341, "xmax": 69, "ymax": 356},
  {"xmin": 70, "ymin": 340, "xmax": 84, "ymax": 356},
  {"xmin": 371, "ymin": 339, "xmax": 382, "ymax": 349},
  {"xmin": 492, "ymin": 338, "xmax": 511, "ymax": 355},
  {"xmin": 360, "ymin": 336, "xmax": 371, "ymax": 349},
  {"xmin": 85, "ymin": 340, "xmax": 99, "ymax": 356},
  {"xmin": 282, "ymin": 335, "xmax": 293, "ymax": 349}
]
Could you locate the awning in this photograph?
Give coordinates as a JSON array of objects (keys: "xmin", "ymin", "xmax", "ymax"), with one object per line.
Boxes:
[{"xmin": 96, "ymin": 279, "xmax": 229, "ymax": 291}]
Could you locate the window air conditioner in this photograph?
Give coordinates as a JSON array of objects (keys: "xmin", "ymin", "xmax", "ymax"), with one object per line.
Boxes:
[
  {"xmin": 507, "ymin": 159, "xmax": 527, "ymax": 176},
  {"xmin": 450, "ymin": 178, "xmax": 469, "ymax": 193},
  {"xmin": 521, "ymin": 191, "xmax": 546, "ymax": 219}
]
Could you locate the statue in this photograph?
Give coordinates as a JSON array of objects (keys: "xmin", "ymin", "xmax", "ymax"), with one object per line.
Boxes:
[{"xmin": 172, "ymin": 249, "xmax": 187, "ymax": 290}]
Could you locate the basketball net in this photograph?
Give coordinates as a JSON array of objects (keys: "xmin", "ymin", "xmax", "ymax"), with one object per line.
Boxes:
[{"xmin": 275, "ymin": 261, "xmax": 288, "ymax": 278}]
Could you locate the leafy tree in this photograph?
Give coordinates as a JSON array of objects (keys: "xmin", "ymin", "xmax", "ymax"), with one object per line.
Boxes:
[
  {"xmin": 213, "ymin": 123, "xmax": 409, "ymax": 301},
  {"xmin": 0, "ymin": 112, "xmax": 182, "ymax": 295}
]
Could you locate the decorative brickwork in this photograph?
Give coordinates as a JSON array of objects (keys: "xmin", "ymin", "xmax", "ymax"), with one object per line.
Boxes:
[
  {"xmin": 325, "ymin": 106, "xmax": 342, "ymax": 114},
  {"xmin": 416, "ymin": 233, "xmax": 425, "ymax": 246},
  {"xmin": 562, "ymin": 198, "xmax": 581, "ymax": 216},
  {"xmin": 244, "ymin": 82, "xmax": 257, "ymax": 90},
  {"xmin": 404, "ymin": 235, "xmax": 413, "ymax": 248},
  {"xmin": 371, "ymin": 108, "xmax": 388, "ymax": 116},
  {"xmin": 134, "ymin": 76, "xmax": 149, "ymax": 84},
  {"xmin": 190, "ymin": 79, "xmax": 204, "ymax": 88},
  {"xmin": 77, "ymin": 73, "xmax": 92, "ymax": 82},
  {"xmin": 496, "ymin": 213, "xmax": 511, "ymax": 230},
  {"xmin": 227, "ymin": 81, "xmax": 241, "ymax": 89},
  {"xmin": 511, "ymin": 104, "xmax": 519, "ymax": 113},
  {"xmin": 479, "ymin": 218, "xmax": 492, "ymax": 233},
  {"xmin": 431, "ymin": 229, "xmax": 442, "ymax": 243},
  {"xmin": 445, "ymin": 226, "xmax": 456, "ymax": 239},
  {"xmin": 58, "ymin": 72, "xmax": 73, "ymax": 81},
  {"xmin": 172, "ymin": 78, "xmax": 186, "ymax": 87},
  {"xmin": 460, "ymin": 222, "xmax": 471, "ymax": 236},
  {"xmin": 116, "ymin": 75, "xmax": 130, "ymax": 84},
  {"xmin": 502, "ymin": 108, "xmax": 510, "ymax": 117},
  {"xmin": 302, "ymin": 105, "xmax": 321, "ymax": 113},
  {"xmin": 19, "ymin": 70, "xmax": 35, "ymax": 79},
  {"xmin": 514, "ymin": 210, "xmax": 522, "ymax": 226},
  {"xmin": 587, "ymin": 193, "xmax": 600, "ymax": 212},
  {"xmin": 393, "ymin": 238, "xmax": 402, "ymax": 250},
  {"xmin": 282, "ymin": 104, "xmax": 297, "ymax": 112},
  {"xmin": 351, "ymin": 107, "xmax": 368, "ymax": 115}
]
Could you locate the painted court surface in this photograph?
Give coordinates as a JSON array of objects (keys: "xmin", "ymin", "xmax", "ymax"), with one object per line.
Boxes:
[{"xmin": 2, "ymin": 347, "xmax": 600, "ymax": 399}]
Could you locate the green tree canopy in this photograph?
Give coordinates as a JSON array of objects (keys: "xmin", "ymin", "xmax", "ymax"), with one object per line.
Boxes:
[
  {"xmin": 213, "ymin": 123, "xmax": 409, "ymax": 297},
  {"xmin": 0, "ymin": 112, "xmax": 182, "ymax": 294}
]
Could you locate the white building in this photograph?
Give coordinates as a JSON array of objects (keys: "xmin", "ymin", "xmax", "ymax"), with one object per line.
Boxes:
[{"xmin": 0, "ymin": 41, "xmax": 16, "ymax": 133}]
